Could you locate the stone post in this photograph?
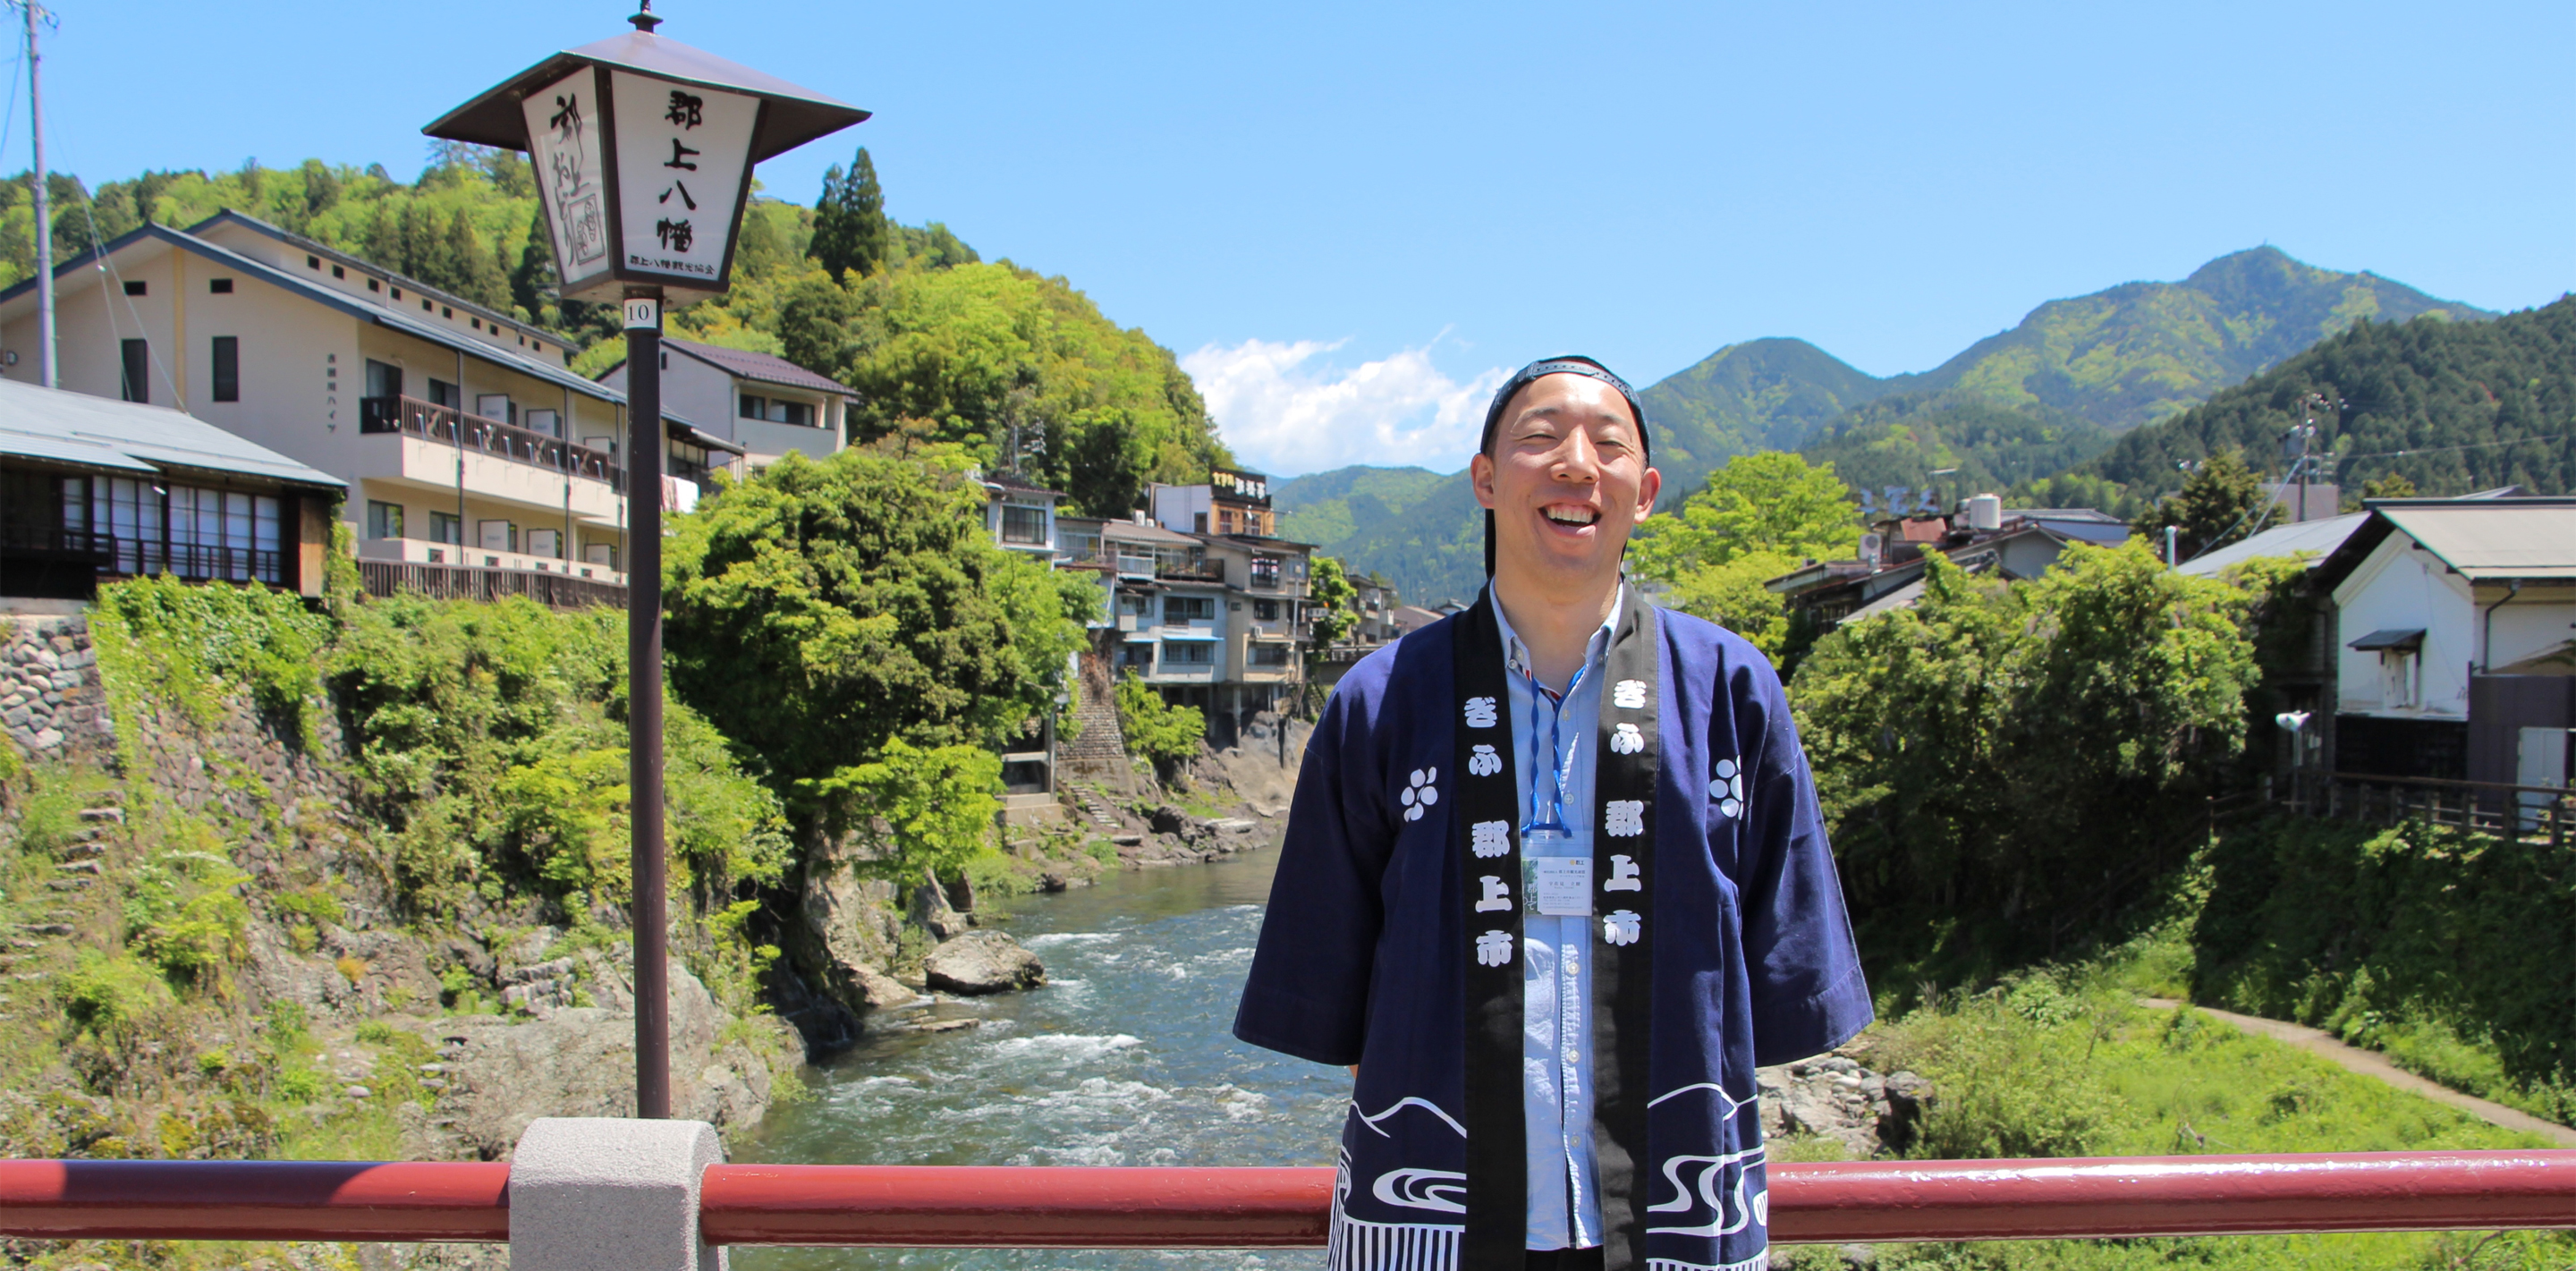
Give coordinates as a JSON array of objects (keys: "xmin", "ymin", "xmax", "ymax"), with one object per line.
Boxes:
[{"xmin": 509, "ymin": 1116, "xmax": 725, "ymax": 1271}]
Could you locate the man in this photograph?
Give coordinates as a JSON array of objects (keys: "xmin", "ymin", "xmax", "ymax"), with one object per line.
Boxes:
[{"xmin": 1233, "ymin": 356, "xmax": 1869, "ymax": 1271}]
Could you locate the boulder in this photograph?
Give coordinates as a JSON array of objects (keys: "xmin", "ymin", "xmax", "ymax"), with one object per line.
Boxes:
[{"xmin": 923, "ymin": 930, "xmax": 1045, "ymax": 995}]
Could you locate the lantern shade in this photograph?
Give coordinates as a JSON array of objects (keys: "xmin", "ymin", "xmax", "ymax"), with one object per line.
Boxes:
[{"xmin": 424, "ymin": 30, "xmax": 868, "ymax": 164}]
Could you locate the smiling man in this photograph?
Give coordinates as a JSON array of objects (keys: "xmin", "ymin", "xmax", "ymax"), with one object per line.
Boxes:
[{"xmin": 1234, "ymin": 356, "xmax": 1870, "ymax": 1271}]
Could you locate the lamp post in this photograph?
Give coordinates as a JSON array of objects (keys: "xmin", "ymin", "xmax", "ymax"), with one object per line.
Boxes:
[{"xmin": 425, "ymin": 4, "xmax": 865, "ymax": 1118}]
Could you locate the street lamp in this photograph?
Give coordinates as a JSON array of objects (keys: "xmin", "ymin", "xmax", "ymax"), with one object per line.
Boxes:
[{"xmin": 423, "ymin": 3, "xmax": 866, "ymax": 1119}]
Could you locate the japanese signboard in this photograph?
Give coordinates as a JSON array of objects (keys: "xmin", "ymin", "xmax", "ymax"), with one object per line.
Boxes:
[
  {"xmin": 1211, "ymin": 466, "xmax": 1272, "ymax": 506},
  {"xmin": 520, "ymin": 68, "xmax": 613, "ymax": 297},
  {"xmin": 609, "ymin": 70, "xmax": 758, "ymax": 296}
]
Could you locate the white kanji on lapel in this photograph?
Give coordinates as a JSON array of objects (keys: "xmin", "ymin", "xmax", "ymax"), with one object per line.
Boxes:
[
  {"xmin": 1475, "ymin": 929, "xmax": 1514, "ymax": 966},
  {"xmin": 1463, "ymin": 696, "xmax": 1499, "ymax": 728},
  {"xmin": 1468, "ymin": 744, "xmax": 1502, "ymax": 776},
  {"xmin": 1470, "ymin": 819, "xmax": 1512, "ymax": 858},
  {"xmin": 1401, "ymin": 767, "xmax": 1440, "ymax": 821},
  {"xmin": 1605, "ymin": 800, "xmax": 1645, "ymax": 837},
  {"xmin": 1612, "ymin": 679, "xmax": 1648, "ymax": 710},
  {"xmin": 1604, "ymin": 854, "xmax": 1642, "ymax": 891},
  {"xmin": 1711, "ymin": 757, "xmax": 1745, "ymax": 819},
  {"xmin": 1603, "ymin": 910, "xmax": 1641, "ymax": 945},
  {"xmin": 1472, "ymin": 875, "xmax": 1513, "ymax": 912},
  {"xmin": 1610, "ymin": 722, "xmax": 1644, "ymax": 754}
]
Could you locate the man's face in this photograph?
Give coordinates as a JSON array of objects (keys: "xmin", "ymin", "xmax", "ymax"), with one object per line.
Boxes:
[{"xmin": 1470, "ymin": 373, "xmax": 1660, "ymax": 584}]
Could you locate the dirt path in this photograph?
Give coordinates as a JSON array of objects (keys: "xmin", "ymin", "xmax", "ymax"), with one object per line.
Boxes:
[{"xmin": 2137, "ymin": 998, "xmax": 2576, "ymax": 1147}]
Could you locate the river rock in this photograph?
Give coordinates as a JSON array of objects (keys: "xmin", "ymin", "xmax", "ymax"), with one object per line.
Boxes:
[
  {"xmin": 923, "ymin": 930, "xmax": 1045, "ymax": 995},
  {"xmin": 1755, "ymin": 1055, "xmax": 1932, "ymax": 1158}
]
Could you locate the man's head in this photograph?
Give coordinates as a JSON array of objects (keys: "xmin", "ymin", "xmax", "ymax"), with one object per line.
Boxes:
[{"xmin": 1470, "ymin": 356, "xmax": 1661, "ymax": 592}]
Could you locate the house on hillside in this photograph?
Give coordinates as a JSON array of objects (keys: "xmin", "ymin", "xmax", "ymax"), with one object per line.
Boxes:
[
  {"xmin": 0, "ymin": 209, "xmax": 741, "ymax": 607},
  {"xmin": 1, "ymin": 377, "xmax": 343, "ymax": 601},
  {"xmin": 979, "ymin": 470, "xmax": 1063, "ymax": 558},
  {"xmin": 1770, "ymin": 500, "xmax": 2129, "ymax": 630},
  {"xmin": 2310, "ymin": 497, "xmax": 2576, "ymax": 792},
  {"xmin": 596, "ymin": 337, "xmax": 854, "ymax": 469},
  {"xmin": 1056, "ymin": 468, "xmax": 1318, "ymax": 746}
]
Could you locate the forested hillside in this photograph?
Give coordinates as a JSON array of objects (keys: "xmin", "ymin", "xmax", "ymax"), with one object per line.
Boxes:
[
  {"xmin": 2042, "ymin": 296, "xmax": 2576, "ymax": 506},
  {"xmin": 1298, "ymin": 248, "xmax": 2489, "ymax": 605},
  {"xmin": 2, "ymin": 147, "xmax": 1228, "ymax": 518},
  {"xmin": 1274, "ymin": 465, "xmax": 1449, "ymax": 547}
]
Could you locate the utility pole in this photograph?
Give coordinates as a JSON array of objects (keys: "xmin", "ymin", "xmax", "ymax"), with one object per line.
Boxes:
[{"xmin": 16, "ymin": 0, "xmax": 56, "ymax": 387}]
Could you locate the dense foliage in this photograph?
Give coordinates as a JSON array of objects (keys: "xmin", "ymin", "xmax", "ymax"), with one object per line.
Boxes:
[
  {"xmin": 2193, "ymin": 818, "xmax": 2576, "ymax": 1124},
  {"xmin": 1275, "ymin": 465, "xmax": 1451, "ymax": 548},
  {"xmin": 1799, "ymin": 393, "xmax": 2114, "ymax": 501},
  {"xmin": 1792, "ymin": 544, "xmax": 2266, "ymax": 975},
  {"xmin": 662, "ymin": 449, "xmax": 1097, "ymax": 799},
  {"xmin": 807, "ymin": 738, "xmax": 1003, "ymax": 884},
  {"xmin": 1629, "ymin": 452, "xmax": 1856, "ymax": 658},
  {"xmin": 1115, "ymin": 673, "xmax": 1205, "ymax": 780},
  {"xmin": 2128, "ymin": 448, "xmax": 2269, "ymax": 560},
  {"xmin": 2076, "ymin": 295, "xmax": 2576, "ymax": 503},
  {"xmin": 1305, "ymin": 555, "xmax": 1360, "ymax": 649}
]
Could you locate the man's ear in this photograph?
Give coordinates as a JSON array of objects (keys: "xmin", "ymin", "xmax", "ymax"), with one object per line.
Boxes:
[
  {"xmin": 1636, "ymin": 465, "xmax": 1662, "ymax": 519},
  {"xmin": 1470, "ymin": 453, "xmax": 1498, "ymax": 512}
]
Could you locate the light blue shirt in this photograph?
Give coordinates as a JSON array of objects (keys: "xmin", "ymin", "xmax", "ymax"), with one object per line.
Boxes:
[{"xmin": 1489, "ymin": 585, "xmax": 1621, "ymax": 1251}]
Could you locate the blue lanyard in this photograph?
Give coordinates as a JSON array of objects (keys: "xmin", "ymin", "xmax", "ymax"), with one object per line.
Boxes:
[{"xmin": 1521, "ymin": 658, "xmax": 1589, "ymax": 839}]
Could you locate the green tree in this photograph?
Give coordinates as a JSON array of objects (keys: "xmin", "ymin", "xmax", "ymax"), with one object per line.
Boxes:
[
  {"xmin": 1662, "ymin": 550, "xmax": 1800, "ymax": 658},
  {"xmin": 2135, "ymin": 447, "xmax": 2268, "ymax": 560},
  {"xmin": 807, "ymin": 737, "xmax": 1001, "ymax": 882},
  {"xmin": 1792, "ymin": 542, "xmax": 2263, "ymax": 976},
  {"xmin": 662, "ymin": 449, "xmax": 1095, "ymax": 798},
  {"xmin": 1307, "ymin": 555, "xmax": 1360, "ymax": 648},
  {"xmin": 1631, "ymin": 451, "xmax": 1857, "ymax": 580},
  {"xmin": 1116, "ymin": 673, "xmax": 1204, "ymax": 782},
  {"xmin": 809, "ymin": 147, "xmax": 887, "ymax": 283}
]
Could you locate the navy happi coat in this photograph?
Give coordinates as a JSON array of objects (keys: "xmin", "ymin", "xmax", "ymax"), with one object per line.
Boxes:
[{"xmin": 1234, "ymin": 605, "xmax": 1870, "ymax": 1271}]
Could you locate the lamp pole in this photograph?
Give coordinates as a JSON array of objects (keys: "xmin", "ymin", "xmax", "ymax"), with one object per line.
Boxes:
[
  {"xmin": 623, "ymin": 286, "xmax": 668, "ymax": 1117},
  {"xmin": 16, "ymin": 0, "xmax": 56, "ymax": 387},
  {"xmin": 426, "ymin": 1, "xmax": 865, "ymax": 1120}
]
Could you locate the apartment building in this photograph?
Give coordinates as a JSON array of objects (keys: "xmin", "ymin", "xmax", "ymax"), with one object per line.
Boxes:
[
  {"xmin": 1057, "ymin": 467, "xmax": 1316, "ymax": 744},
  {"xmin": 0, "ymin": 210, "xmax": 741, "ymax": 604},
  {"xmin": 979, "ymin": 469, "xmax": 1063, "ymax": 559},
  {"xmin": 597, "ymin": 337, "xmax": 854, "ymax": 469}
]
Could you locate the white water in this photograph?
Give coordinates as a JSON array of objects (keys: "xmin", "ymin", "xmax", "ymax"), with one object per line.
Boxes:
[{"xmin": 737, "ymin": 849, "xmax": 1345, "ymax": 1271}]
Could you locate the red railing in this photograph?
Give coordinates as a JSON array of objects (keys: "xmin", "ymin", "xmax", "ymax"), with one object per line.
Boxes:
[{"xmin": 0, "ymin": 1153, "xmax": 2570, "ymax": 1247}]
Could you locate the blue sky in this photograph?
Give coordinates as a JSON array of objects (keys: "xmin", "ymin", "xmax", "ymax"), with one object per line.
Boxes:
[{"xmin": 13, "ymin": 1, "xmax": 2572, "ymax": 476}]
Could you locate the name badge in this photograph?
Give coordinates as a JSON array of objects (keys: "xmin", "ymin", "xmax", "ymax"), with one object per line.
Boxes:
[{"xmin": 1524, "ymin": 857, "xmax": 1593, "ymax": 917}]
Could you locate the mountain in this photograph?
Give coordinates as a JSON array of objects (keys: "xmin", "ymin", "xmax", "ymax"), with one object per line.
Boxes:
[
  {"xmin": 1275, "ymin": 465, "xmax": 1453, "ymax": 547},
  {"xmin": 1265, "ymin": 248, "xmax": 2494, "ymax": 606},
  {"xmin": 2059, "ymin": 294, "xmax": 2576, "ymax": 504}
]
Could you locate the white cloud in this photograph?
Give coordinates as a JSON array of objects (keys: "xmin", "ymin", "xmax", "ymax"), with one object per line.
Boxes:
[{"xmin": 1181, "ymin": 337, "xmax": 1507, "ymax": 478}]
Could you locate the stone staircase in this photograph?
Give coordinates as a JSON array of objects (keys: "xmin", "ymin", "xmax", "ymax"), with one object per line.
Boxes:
[
  {"xmin": 0, "ymin": 799, "xmax": 123, "ymax": 997},
  {"xmin": 1000, "ymin": 792, "xmax": 1067, "ymax": 829},
  {"xmin": 1065, "ymin": 784, "xmax": 1124, "ymax": 833}
]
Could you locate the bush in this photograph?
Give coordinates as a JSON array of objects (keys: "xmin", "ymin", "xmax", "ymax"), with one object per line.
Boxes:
[
  {"xmin": 807, "ymin": 737, "xmax": 1000, "ymax": 884},
  {"xmin": 60, "ymin": 951, "xmax": 172, "ymax": 1042},
  {"xmin": 89, "ymin": 575, "xmax": 330, "ymax": 744},
  {"xmin": 1116, "ymin": 673, "xmax": 1202, "ymax": 778}
]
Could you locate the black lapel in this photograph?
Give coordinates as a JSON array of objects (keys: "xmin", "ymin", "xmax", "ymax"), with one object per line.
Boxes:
[
  {"xmin": 1590, "ymin": 589, "xmax": 1659, "ymax": 1271},
  {"xmin": 1454, "ymin": 594, "xmax": 1524, "ymax": 1270}
]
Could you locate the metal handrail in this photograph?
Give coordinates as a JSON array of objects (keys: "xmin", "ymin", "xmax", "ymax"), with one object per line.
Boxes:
[
  {"xmin": 0, "ymin": 1152, "xmax": 2569, "ymax": 1247},
  {"xmin": 359, "ymin": 395, "xmax": 623, "ymax": 487}
]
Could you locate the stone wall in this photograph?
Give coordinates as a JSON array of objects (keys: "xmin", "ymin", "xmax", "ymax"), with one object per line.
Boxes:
[{"xmin": 1, "ymin": 614, "xmax": 111, "ymax": 760}]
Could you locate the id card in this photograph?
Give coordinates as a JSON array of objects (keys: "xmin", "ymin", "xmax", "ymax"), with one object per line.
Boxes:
[{"xmin": 1523, "ymin": 856, "xmax": 1593, "ymax": 917}]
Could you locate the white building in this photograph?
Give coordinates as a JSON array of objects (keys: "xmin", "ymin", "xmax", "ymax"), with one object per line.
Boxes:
[
  {"xmin": 597, "ymin": 337, "xmax": 853, "ymax": 469},
  {"xmin": 0, "ymin": 210, "xmax": 741, "ymax": 603}
]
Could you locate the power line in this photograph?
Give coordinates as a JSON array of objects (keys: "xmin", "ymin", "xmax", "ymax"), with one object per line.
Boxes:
[{"xmin": 2334, "ymin": 432, "xmax": 2571, "ymax": 464}]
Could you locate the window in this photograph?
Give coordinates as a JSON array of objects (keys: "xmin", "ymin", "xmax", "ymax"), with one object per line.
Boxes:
[
  {"xmin": 120, "ymin": 339, "xmax": 149, "ymax": 403},
  {"xmin": 368, "ymin": 278, "xmax": 381, "ymax": 292},
  {"xmin": 306, "ymin": 254, "xmax": 321, "ymax": 269},
  {"xmin": 428, "ymin": 511, "xmax": 463, "ymax": 546},
  {"xmin": 470, "ymin": 318, "xmax": 481, "ymax": 330},
  {"xmin": 428, "ymin": 378, "xmax": 460, "ymax": 409},
  {"xmin": 1117, "ymin": 641, "xmax": 1155, "ymax": 669},
  {"xmin": 1249, "ymin": 642, "xmax": 1291, "ymax": 667},
  {"xmin": 210, "ymin": 336, "xmax": 239, "ymax": 402},
  {"xmin": 2381, "ymin": 650, "xmax": 2420, "ymax": 709},
  {"xmin": 332, "ymin": 265, "xmax": 345, "ymax": 279},
  {"xmin": 1001, "ymin": 504, "xmax": 1046, "ymax": 545},
  {"xmin": 365, "ymin": 360, "xmax": 402, "ymax": 401},
  {"xmin": 1118, "ymin": 590, "xmax": 1153, "ymax": 616},
  {"xmin": 1165, "ymin": 595, "xmax": 1216, "ymax": 623},
  {"xmin": 392, "ymin": 287, "xmax": 402, "ymax": 301},
  {"xmin": 208, "ymin": 278, "xmax": 233, "ymax": 294},
  {"xmin": 441, "ymin": 306, "xmax": 453, "ymax": 318},
  {"xmin": 122, "ymin": 280, "xmax": 146, "ymax": 296},
  {"xmin": 741, "ymin": 394, "xmax": 766, "ymax": 419},
  {"xmin": 421, "ymin": 299, "xmax": 433, "ymax": 311},
  {"xmin": 1192, "ymin": 512, "xmax": 1208, "ymax": 533},
  {"xmin": 1163, "ymin": 640, "xmax": 1216, "ymax": 666},
  {"xmin": 1253, "ymin": 598, "xmax": 1280, "ymax": 621},
  {"xmin": 367, "ymin": 501, "xmax": 404, "ymax": 539},
  {"xmin": 1250, "ymin": 556, "xmax": 1281, "ymax": 589}
]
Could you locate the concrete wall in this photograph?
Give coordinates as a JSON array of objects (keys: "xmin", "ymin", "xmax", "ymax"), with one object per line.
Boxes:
[{"xmin": 2332, "ymin": 534, "xmax": 2475, "ymax": 720}]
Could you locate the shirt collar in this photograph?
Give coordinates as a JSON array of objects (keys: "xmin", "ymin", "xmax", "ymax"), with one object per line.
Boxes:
[{"xmin": 1488, "ymin": 582, "xmax": 1623, "ymax": 688}]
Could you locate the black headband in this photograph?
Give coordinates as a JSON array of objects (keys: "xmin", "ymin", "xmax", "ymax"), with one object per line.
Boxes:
[{"xmin": 1478, "ymin": 355, "xmax": 1654, "ymax": 577}]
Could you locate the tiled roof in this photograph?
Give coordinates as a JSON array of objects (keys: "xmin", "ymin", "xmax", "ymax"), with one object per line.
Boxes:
[
  {"xmin": 0, "ymin": 377, "xmax": 343, "ymax": 489},
  {"xmin": 665, "ymin": 339, "xmax": 857, "ymax": 397}
]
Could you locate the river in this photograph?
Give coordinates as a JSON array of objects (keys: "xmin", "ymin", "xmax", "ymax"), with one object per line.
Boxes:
[{"xmin": 737, "ymin": 847, "xmax": 1343, "ymax": 1271}]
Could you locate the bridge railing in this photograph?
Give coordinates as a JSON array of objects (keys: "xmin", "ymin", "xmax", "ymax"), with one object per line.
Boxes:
[{"xmin": 1, "ymin": 1150, "xmax": 2570, "ymax": 1249}]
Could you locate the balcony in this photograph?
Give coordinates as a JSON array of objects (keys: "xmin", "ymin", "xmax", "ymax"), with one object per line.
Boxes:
[
  {"xmin": 360, "ymin": 396, "xmax": 623, "ymax": 487},
  {"xmin": 1156, "ymin": 559, "xmax": 1225, "ymax": 584}
]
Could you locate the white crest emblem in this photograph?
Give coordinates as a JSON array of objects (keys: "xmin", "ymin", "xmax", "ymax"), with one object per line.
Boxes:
[
  {"xmin": 1475, "ymin": 929, "xmax": 1514, "ymax": 967},
  {"xmin": 1604, "ymin": 853, "xmax": 1642, "ymax": 891},
  {"xmin": 1468, "ymin": 744, "xmax": 1503, "ymax": 777},
  {"xmin": 1470, "ymin": 819, "xmax": 1512, "ymax": 859},
  {"xmin": 1610, "ymin": 722, "xmax": 1644, "ymax": 755},
  {"xmin": 1472, "ymin": 875, "xmax": 1513, "ymax": 913},
  {"xmin": 1605, "ymin": 799, "xmax": 1645, "ymax": 838},
  {"xmin": 1603, "ymin": 909, "xmax": 1641, "ymax": 945},
  {"xmin": 1612, "ymin": 679, "xmax": 1648, "ymax": 710},
  {"xmin": 1463, "ymin": 696, "xmax": 1499, "ymax": 728},
  {"xmin": 1401, "ymin": 767, "xmax": 1440, "ymax": 821},
  {"xmin": 1711, "ymin": 757, "xmax": 1745, "ymax": 820}
]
